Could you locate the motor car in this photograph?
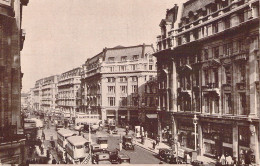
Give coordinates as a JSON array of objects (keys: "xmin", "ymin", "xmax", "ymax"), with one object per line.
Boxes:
[
  {"xmin": 109, "ymin": 150, "xmax": 119, "ymax": 164},
  {"xmin": 55, "ymin": 124, "xmax": 63, "ymax": 131},
  {"xmin": 74, "ymin": 123, "xmax": 84, "ymax": 131},
  {"xmin": 108, "ymin": 124, "xmax": 118, "ymax": 134},
  {"xmin": 117, "ymin": 154, "xmax": 130, "ymax": 164},
  {"xmin": 158, "ymin": 148, "xmax": 176, "ymax": 164},
  {"xmin": 122, "ymin": 136, "xmax": 135, "ymax": 150},
  {"xmin": 91, "ymin": 147, "xmax": 110, "ymax": 164}
]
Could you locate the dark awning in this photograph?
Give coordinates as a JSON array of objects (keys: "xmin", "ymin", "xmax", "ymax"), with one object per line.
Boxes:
[{"xmin": 146, "ymin": 114, "xmax": 158, "ymax": 119}]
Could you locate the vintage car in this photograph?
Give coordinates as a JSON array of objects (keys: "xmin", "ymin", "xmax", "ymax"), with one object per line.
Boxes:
[
  {"xmin": 122, "ymin": 136, "xmax": 135, "ymax": 150},
  {"xmin": 117, "ymin": 154, "xmax": 130, "ymax": 164},
  {"xmin": 108, "ymin": 124, "xmax": 118, "ymax": 134},
  {"xmin": 91, "ymin": 147, "xmax": 110, "ymax": 164},
  {"xmin": 158, "ymin": 148, "xmax": 177, "ymax": 164},
  {"xmin": 109, "ymin": 149, "xmax": 119, "ymax": 164}
]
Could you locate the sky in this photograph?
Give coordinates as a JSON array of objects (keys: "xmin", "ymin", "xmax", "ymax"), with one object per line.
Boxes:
[{"xmin": 21, "ymin": 0, "xmax": 186, "ymax": 92}]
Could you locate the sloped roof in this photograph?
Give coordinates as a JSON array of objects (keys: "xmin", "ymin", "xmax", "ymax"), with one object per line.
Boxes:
[
  {"xmin": 182, "ymin": 0, "xmax": 215, "ymax": 18},
  {"xmin": 104, "ymin": 45, "xmax": 154, "ymax": 62}
]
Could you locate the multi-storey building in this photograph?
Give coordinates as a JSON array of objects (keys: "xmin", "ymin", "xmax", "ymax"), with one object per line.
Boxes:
[
  {"xmin": 57, "ymin": 68, "xmax": 81, "ymax": 120},
  {"xmin": 32, "ymin": 78, "xmax": 44, "ymax": 111},
  {"xmin": 154, "ymin": 0, "xmax": 260, "ymax": 164},
  {"xmin": 41, "ymin": 75, "xmax": 58, "ymax": 112},
  {"xmin": 0, "ymin": 0, "xmax": 29, "ymax": 164},
  {"xmin": 81, "ymin": 44, "xmax": 157, "ymax": 128},
  {"xmin": 139, "ymin": 77, "xmax": 159, "ymax": 138}
]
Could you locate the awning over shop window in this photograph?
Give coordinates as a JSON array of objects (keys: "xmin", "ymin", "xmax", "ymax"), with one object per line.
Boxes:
[{"xmin": 146, "ymin": 114, "xmax": 157, "ymax": 119}]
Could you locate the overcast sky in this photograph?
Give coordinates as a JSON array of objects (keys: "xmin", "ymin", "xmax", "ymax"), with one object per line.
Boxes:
[{"xmin": 21, "ymin": 0, "xmax": 186, "ymax": 92}]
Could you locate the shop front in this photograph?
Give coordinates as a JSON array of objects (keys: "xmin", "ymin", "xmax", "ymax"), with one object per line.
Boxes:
[
  {"xmin": 118, "ymin": 110, "xmax": 127, "ymax": 127},
  {"xmin": 238, "ymin": 125, "xmax": 253, "ymax": 164},
  {"xmin": 106, "ymin": 110, "xmax": 116, "ymax": 122},
  {"xmin": 161, "ymin": 112, "xmax": 173, "ymax": 143},
  {"xmin": 129, "ymin": 110, "xmax": 139, "ymax": 129},
  {"xmin": 201, "ymin": 122, "xmax": 233, "ymax": 159},
  {"xmin": 145, "ymin": 113, "xmax": 158, "ymax": 139},
  {"xmin": 177, "ymin": 119, "xmax": 195, "ymax": 150}
]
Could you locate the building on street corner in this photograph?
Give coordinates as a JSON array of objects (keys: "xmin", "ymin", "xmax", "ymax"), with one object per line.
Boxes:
[
  {"xmin": 154, "ymin": 0, "xmax": 260, "ymax": 165},
  {"xmin": 0, "ymin": 0, "xmax": 29, "ymax": 164},
  {"xmin": 57, "ymin": 67, "xmax": 81, "ymax": 121},
  {"xmin": 80, "ymin": 44, "xmax": 157, "ymax": 129}
]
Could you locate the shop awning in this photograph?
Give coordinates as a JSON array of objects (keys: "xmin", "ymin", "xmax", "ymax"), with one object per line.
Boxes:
[{"xmin": 146, "ymin": 114, "xmax": 157, "ymax": 119}]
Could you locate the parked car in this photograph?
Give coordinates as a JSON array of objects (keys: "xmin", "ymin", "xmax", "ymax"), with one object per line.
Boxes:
[
  {"xmin": 158, "ymin": 148, "xmax": 176, "ymax": 164},
  {"xmin": 55, "ymin": 124, "xmax": 63, "ymax": 131},
  {"xmin": 122, "ymin": 136, "xmax": 134, "ymax": 150},
  {"xmin": 117, "ymin": 153, "xmax": 130, "ymax": 164}
]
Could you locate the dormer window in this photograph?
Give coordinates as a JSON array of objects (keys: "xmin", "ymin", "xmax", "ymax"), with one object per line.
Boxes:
[
  {"xmin": 121, "ymin": 56, "xmax": 127, "ymax": 62},
  {"xmin": 133, "ymin": 55, "xmax": 139, "ymax": 60},
  {"xmin": 108, "ymin": 57, "xmax": 115, "ymax": 62}
]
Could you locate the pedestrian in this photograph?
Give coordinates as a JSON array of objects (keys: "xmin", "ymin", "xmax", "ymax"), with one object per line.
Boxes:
[
  {"xmin": 152, "ymin": 141, "xmax": 156, "ymax": 150},
  {"xmin": 226, "ymin": 155, "xmax": 233, "ymax": 166},
  {"xmin": 156, "ymin": 136, "xmax": 160, "ymax": 146},
  {"xmin": 220, "ymin": 154, "xmax": 226, "ymax": 165},
  {"xmin": 119, "ymin": 141, "xmax": 122, "ymax": 151},
  {"xmin": 52, "ymin": 158, "xmax": 57, "ymax": 164}
]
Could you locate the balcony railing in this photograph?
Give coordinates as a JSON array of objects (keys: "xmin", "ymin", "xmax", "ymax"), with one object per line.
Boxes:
[{"xmin": 236, "ymin": 82, "xmax": 246, "ymax": 90}]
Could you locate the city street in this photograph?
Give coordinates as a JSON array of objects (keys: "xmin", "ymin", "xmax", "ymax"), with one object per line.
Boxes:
[{"xmin": 38, "ymin": 120, "xmax": 166, "ymax": 164}]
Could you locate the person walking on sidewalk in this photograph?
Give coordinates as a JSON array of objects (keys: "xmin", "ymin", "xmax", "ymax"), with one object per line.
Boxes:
[
  {"xmin": 156, "ymin": 136, "xmax": 160, "ymax": 146},
  {"xmin": 152, "ymin": 141, "xmax": 156, "ymax": 150},
  {"xmin": 119, "ymin": 141, "xmax": 122, "ymax": 151}
]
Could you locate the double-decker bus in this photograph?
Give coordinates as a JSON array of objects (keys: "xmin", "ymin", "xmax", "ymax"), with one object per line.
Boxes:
[
  {"xmin": 65, "ymin": 136, "xmax": 90, "ymax": 164},
  {"xmin": 74, "ymin": 113, "xmax": 102, "ymax": 130},
  {"xmin": 57, "ymin": 128, "xmax": 76, "ymax": 161}
]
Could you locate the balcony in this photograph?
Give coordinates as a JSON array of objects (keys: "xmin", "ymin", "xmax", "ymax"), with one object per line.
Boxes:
[
  {"xmin": 222, "ymin": 84, "xmax": 231, "ymax": 91},
  {"xmin": 236, "ymin": 82, "xmax": 246, "ymax": 91},
  {"xmin": 202, "ymin": 83, "xmax": 220, "ymax": 94}
]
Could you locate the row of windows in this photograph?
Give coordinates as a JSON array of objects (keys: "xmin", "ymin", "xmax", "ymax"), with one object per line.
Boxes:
[
  {"xmin": 108, "ymin": 55, "xmax": 139, "ymax": 62},
  {"xmin": 107, "ymin": 85, "xmax": 138, "ymax": 94},
  {"xmin": 177, "ymin": 7, "xmax": 255, "ymax": 46},
  {"xmin": 108, "ymin": 64, "xmax": 154, "ymax": 72}
]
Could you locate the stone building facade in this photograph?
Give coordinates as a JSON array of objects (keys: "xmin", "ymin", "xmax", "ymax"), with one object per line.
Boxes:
[
  {"xmin": 32, "ymin": 78, "xmax": 44, "ymax": 111},
  {"xmin": 154, "ymin": 0, "xmax": 260, "ymax": 164},
  {"xmin": 57, "ymin": 68, "xmax": 81, "ymax": 120},
  {"xmin": 41, "ymin": 75, "xmax": 58, "ymax": 113},
  {"xmin": 0, "ymin": 0, "xmax": 29, "ymax": 164},
  {"xmin": 81, "ymin": 44, "xmax": 157, "ymax": 128}
]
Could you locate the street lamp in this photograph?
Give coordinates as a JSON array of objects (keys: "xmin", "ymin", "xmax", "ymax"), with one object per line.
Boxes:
[
  {"xmin": 193, "ymin": 114, "xmax": 198, "ymax": 151},
  {"xmin": 87, "ymin": 105, "xmax": 92, "ymax": 162}
]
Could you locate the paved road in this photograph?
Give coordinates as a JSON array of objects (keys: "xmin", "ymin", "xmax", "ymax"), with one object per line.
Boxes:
[
  {"xmin": 35, "ymin": 119, "xmax": 164, "ymax": 164},
  {"xmin": 106, "ymin": 135, "xmax": 165, "ymax": 164}
]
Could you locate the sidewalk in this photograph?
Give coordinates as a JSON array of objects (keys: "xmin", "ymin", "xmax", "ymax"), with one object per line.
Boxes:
[
  {"xmin": 116, "ymin": 128, "xmax": 216, "ymax": 165},
  {"xmin": 133, "ymin": 136, "xmax": 170, "ymax": 154}
]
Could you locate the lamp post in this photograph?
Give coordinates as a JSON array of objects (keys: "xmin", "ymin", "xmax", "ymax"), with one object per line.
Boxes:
[
  {"xmin": 193, "ymin": 114, "xmax": 198, "ymax": 151},
  {"xmin": 87, "ymin": 105, "xmax": 92, "ymax": 163}
]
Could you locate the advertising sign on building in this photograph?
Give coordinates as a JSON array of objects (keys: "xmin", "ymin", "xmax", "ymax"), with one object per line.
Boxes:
[{"xmin": 0, "ymin": 0, "xmax": 11, "ymax": 6}]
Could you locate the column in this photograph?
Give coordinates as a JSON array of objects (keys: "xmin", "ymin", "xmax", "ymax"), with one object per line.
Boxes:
[
  {"xmin": 198, "ymin": 122, "xmax": 203, "ymax": 156},
  {"xmin": 249, "ymin": 124, "xmax": 259, "ymax": 164},
  {"xmin": 157, "ymin": 112, "xmax": 162, "ymax": 141},
  {"xmin": 232, "ymin": 124, "xmax": 238, "ymax": 160},
  {"xmin": 101, "ymin": 108, "xmax": 106, "ymax": 123},
  {"xmin": 190, "ymin": 31, "xmax": 194, "ymax": 42},
  {"xmin": 249, "ymin": 36, "xmax": 257, "ymax": 117},
  {"xmin": 127, "ymin": 110, "xmax": 130, "ymax": 122},
  {"xmin": 115, "ymin": 109, "xmax": 119, "ymax": 125},
  {"xmin": 251, "ymin": 3, "xmax": 259, "ymax": 19},
  {"xmin": 171, "ymin": 60, "xmax": 177, "ymax": 112}
]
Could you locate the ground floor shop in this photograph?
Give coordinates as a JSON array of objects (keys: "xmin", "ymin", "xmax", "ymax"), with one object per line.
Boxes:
[{"xmin": 173, "ymin": 115, "xmax": 259, "ymax": 165}]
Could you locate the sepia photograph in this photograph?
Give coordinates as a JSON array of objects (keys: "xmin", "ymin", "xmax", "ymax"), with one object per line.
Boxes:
[{"xmin": 0, "ymin": 0, "xmax": 259, "ymax": 165}]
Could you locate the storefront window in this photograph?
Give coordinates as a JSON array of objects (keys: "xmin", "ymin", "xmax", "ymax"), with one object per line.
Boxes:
[{"xmin": 239, "ymin": 126, "xmax": 250, "ymax": 147}]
